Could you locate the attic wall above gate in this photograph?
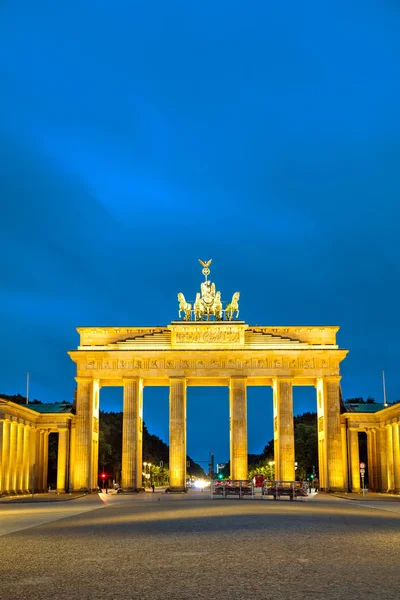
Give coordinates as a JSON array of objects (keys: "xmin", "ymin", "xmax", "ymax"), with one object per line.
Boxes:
[{"xmin": 69, "ymin": 323, "xmax": 348, "ymax": 386}]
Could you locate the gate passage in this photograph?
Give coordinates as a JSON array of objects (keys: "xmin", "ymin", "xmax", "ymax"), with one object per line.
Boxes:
[{"xmin": 211, "ymin": 480, "xmax": 309, "ymax": 501}]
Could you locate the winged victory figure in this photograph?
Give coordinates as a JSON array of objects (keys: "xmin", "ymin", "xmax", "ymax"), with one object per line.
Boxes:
[{"xmin": 198, "ymin": 259, "xmax": 212, "ymax": 268}]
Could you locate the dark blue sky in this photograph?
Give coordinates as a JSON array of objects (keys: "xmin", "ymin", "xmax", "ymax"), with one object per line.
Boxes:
[{"xmin": 1, "ymin": 2, "xmax": 400, "ymax": 463}]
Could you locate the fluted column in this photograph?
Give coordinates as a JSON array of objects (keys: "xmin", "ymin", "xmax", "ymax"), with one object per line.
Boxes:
[
  {"xmin": 42, "ymin": 432, "xmax": 49, "ymax": 491},
  {"xmin": 392, "ymin": 423, "xmax": 400, "ymax": 493},
  {"xmin": 36, "ymin": 429, "xmax": 44, "ymax": 491},
  {"xmin": 324, "ymin": 377, "xmax": 345, "ymax": 490},
  {"xmin": 16, "ymin": 423, "xmax": 25, "ymax": 492},
  {"xmin": 22, "ymin": 426, "xmax": 28, "ymax": 492},
  {"xmin": 57, "ymin": 429, "xmax": 69, "ymax": 492},
  {"xmin": 376, "ymin": 427, "xmax": 388, "ymax": 491},
  {"xmin": 367, "ymin": 429, "xmax": 376, "ymax": 491},
  {"xmin": 349, "ymin": 429, "xmax": 360, "ymax": 492},
  {"xmin": 316, "ymin": 379, "xmax": 327, "ymax": 489},
  {"xmin": 341, "ymin": 423, "xmax": 348, "ymax": 491},
  {"xmin": 73, "ymin": 378, "xmax": 94, "ymax": 491},
  {"xmin": 68, "ymin": 424, "xmax": 76, "ymax": 492},
  {"xmin": 168, "ymin": 377, "xmax": 187, "ymax": 491},
  {"xmin": 0, "ymin": 419, "xmax": 10, "ymax": 493},
  {"xmin": 9, "ymin": 421, "xmax": 18, "ymax": 493},
  {"xmin": 229, "ymin": 377, "xmax": 248, "ymax": 481},
  {"xmin": 386, "ymin": 424, "xmax": 395, "ymax": 492},
  {"xmin": 122, "ymin": 378, "xmax": 143, "ymax": 491},
  {"xmin": 273, "ymin": 378, "xmax": 294, "ymax": 481}
]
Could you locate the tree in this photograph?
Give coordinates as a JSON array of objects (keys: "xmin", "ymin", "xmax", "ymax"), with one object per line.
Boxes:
[
  {"xmin": 345, "ymin": 397, "xmax": 365, "ymax": 404},
  {"xmin": 98, "ymin": 411, "xmax": 205, "ymax": 484},
  {"xmin": 0, "ymin": 393, "xmax": 42, "ymax": 404}
]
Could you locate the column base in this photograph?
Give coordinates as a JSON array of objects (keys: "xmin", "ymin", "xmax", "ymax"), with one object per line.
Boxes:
[
  {"xmin": 165, "ymin": 486, "xmax": 188, "ymax": 493},
  {"xmin": 121, "ymin": 487, "xmax": 146, "ymax": 493}
]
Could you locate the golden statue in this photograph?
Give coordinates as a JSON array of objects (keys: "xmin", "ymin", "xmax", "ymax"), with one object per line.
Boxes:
[
  {"xmin": 198, "ymin": 258, "xmax": 212, "ymax": 269},
  {"xmin": 177, "ymin": 261, "xmax": 240, "ymax": 321},
  {"xmin": 226, "ymin": 292, "xmax": 240, "ymax": 320},
  {"xmin": 177, "ymin": 293, "xmax": 192, "ymax": 320}
]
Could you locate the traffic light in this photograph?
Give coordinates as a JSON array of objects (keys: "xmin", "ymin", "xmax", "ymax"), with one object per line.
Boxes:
[
  {"xmin": 100, "ymin": 473, "xmax": 106, "ymax": 480},
  {"xmin": 310, "ymin": 474, "xmax": 314, "ymax": 480},
  {"xmin": 218, "ymin": 473, "xmax": 223, "ymax": 480}
]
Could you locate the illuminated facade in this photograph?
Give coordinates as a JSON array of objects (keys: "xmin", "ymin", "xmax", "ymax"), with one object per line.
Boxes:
[
  {"xmin": 68, "ymin": 321, "xmax": 349, "ymax": 492},
  {"xmin": 0, "ymin": 401, "xmax": 73, "ymax": 494},
  {"xmin": 1, "ymin": 263, "xmax": 399, "ymax": 495}
]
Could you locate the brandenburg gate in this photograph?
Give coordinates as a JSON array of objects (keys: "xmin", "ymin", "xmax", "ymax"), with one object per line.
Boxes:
[{"xmin": 68, "ymin": 260, "xmax": 349, "ymax": 492}]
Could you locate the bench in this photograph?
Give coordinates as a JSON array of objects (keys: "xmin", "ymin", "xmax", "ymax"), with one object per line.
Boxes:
[
  {"xmin": 212, "ymin": 480, "xmax": 254, "ymax": 499},
  {"xmin": 261, "ymin": 480, "xmax": 309, "ymax": 501}
]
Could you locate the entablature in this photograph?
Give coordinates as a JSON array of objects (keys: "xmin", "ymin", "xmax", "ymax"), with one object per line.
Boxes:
[
  {"xmin": 75, "ymin": 323, "xmax": 341, "ymax": 351},
  {"xmin": 70, "ymin": 347, "xmax": 348, "ymax": 383}
]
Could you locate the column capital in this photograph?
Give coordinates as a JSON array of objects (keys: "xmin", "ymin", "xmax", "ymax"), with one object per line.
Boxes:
[
  {"xmin": 169, "ymin": 376, "xmax": 187, "ymax": 382},
  {"xmin": 323, "ymin": 376, "xmax": 342, "ymax": 383},
  {"xmin": 272, "ymin": 376, "xmax": 294, "ymax": 382},
  {"xmin": 230, "ymin": 375, "xmax": 248, "ymax": 381},
  {"xmin": 75, "ymin": 376, "xmax": 93, "ymax": 383},
  {"xmin": 122, "ymin": 376, "xmax": 142, "ymax": 383}
]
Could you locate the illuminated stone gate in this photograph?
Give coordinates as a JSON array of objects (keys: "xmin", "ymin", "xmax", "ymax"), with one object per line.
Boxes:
[
  {"xmin": 2, "ymin": 262, "xmax": 400, "ymax": 495},
  {"xmin": 67, "ymin": 261, "xmax": 349, "ymax": 492}
]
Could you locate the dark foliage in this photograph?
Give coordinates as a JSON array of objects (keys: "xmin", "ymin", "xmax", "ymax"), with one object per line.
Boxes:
[
  {"xmin": 0, "ymin": 393, "xmax": 42, "ymax": 404},
  {"xmin": 98, "ymin": 411, "xmax": 205, "ymax": 481}
]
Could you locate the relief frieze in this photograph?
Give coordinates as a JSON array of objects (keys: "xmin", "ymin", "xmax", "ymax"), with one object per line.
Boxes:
[
  {"xmin": 81, "ymin": 353, "xmax": 336, "ymax": 375},
  {"xmin": 175, "ymin": 330, "xmax": 240, "ymax": 344}
]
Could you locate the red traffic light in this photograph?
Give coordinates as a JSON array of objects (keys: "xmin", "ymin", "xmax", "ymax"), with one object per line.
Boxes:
[{"xmin": 100, "ymin": 473, "xmax": 106, "ymax": 479}]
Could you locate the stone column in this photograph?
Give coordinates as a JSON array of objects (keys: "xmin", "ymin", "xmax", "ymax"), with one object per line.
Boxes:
[
  {"xmin": 386, "ymin": 424, "xmax": 395, "ymax": 492},
  {"xmin": 376, "ymin": 427, "xmax": 388, "ymax": 491},
  {"xmin": 36, "ymin": 430, "xmax": 44, "ymax": 492},
  {"xmin": 392, "ymin": 422, "xmax": 400, "ymax": 494},
  {"xmin": 16, "ymin": 423, "xmax": 25, "ymax": 492},
  {"xmin": 341, "ymin": 423, "xmax": 348, "ymax": 491},
  {"xmin": 9, "ymin": 421, "xmax": 18, "ymax": 493},
  {"xmin": 316, "ymin": 379, "xmax": 327, "ymax": 489},
  {"xmin": 22, "ymin": 426, "xmax": 30, "ymax": 492},
  {"xmin": 68, "ymin": 424, "xmax": 76, "ymax": 492},
  {"xmin": 229, "ymin": 377, "xmax": 248, "ymax": 481},
  {"xmin": 273, "ymin": 378, "xmax": 295, "ymax": 481},
  {"xmin": 324, "ymin": 377, "xmax": 345, "ymax": 491},
  {"xmin": 0, "ymin": 419, "xmax": 10, "ymax": 494},
  {"xmin": 42, "ymin": 432, "xmax": 49, "ymax": 491},
  {"xmin": 73, "ymin": 377, "xmax": 94, "ymax": 491},
  {"xmin": 168, "ymin": 377, "xmax": 187, "ymax": 491},
  {"xmin": 367, "ymin": 430, "xmax": 376, "ymax": 491},
  {"xmin": 57, "ymin": 429, "xmax": 69, "ymax": 492},
  {"xmin": 349, "ymin": 429, "xmax": 360, "ymax": 492},
  {"xmin": 121, "ymin": 378, "xmax": 143, "ymax": 492}
]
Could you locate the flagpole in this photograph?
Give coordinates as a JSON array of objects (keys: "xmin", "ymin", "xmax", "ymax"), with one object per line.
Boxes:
[
  {"xmin": 382, "ymin": 370, "xmax": 388, "ymax": 407},
  {"xmin": 26, "ymin": 372, "xmax": 29, "ymax": 405}
]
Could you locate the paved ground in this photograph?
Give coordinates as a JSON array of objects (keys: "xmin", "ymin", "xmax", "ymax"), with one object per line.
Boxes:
[{"xmin": 0, "ymin": 492, "xmax": 399, "ymax": 600}]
